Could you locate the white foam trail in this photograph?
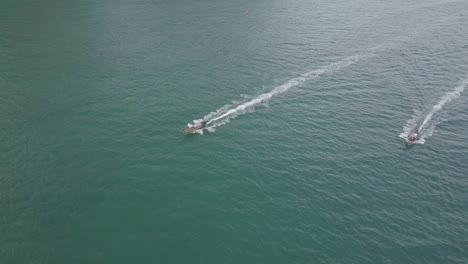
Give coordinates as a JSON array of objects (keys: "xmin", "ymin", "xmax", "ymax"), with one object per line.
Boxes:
[
  {"xmin": 400, "ymin": 110, "xmax": 421, "ymax": 136},
  {"xmin": 189, "ymin": 54, "xmax": 368, "ymax": 132},
  {"xmin": 418, "ymin": 79, "xmax": 467, "ymax": 132},
  {"xmin": 400, "ymin": 78, "xmax": 467, "ymax": 144}
]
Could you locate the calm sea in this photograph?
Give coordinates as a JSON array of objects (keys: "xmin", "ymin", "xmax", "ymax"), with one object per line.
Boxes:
[{"xmin": 1, "ymin": 0, "xmax": 468, "ymax": 263}]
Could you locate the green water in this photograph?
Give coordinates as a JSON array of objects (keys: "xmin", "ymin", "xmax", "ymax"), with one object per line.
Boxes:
[{"xmin": 1, "ymin": 0, "xmax": 468, "ymax": 263}]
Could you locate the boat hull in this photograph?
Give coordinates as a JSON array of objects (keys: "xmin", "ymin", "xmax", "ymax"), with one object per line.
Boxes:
[
  {"xmin": 183, "ymin": 122, "xmax": 206, "ymax": 134},
  {"xmin": 183, "ymin": 127, "xmax": 199, "ymax": 134}
]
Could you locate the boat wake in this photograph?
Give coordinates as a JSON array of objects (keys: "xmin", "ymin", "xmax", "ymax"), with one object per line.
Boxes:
[
  {"xmin": 400, "ymin": 78, "xmax": 467, "ymax": 144},
  {"xmin": 187, "ymin": 53, "xmax": 370, "ymax": 133}
]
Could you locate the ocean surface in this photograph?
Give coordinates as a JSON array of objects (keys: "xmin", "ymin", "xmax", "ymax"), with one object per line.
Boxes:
[{"xmin": 1, "ymin": 0, "xmax": 468, "ymax": 263}]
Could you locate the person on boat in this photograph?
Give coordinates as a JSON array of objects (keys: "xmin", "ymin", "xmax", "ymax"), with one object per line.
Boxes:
[
  {"xmin": 408, "ymin": 133, "xmax": 418, "ymax": 142},
  {"xmin": 196, "ymin": 121, "xmax": 207, "ymax": 128}
]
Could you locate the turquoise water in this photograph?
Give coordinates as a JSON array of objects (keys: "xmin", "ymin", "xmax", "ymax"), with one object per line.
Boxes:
[{"xmin": 1, "ymin": 0, "xmax": 468, "ymax": 263}]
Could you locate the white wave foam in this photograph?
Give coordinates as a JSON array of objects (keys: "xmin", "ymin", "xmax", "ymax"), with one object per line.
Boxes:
[
  {"xmin": 400, "ymin": 78, "xmax": 467, "ymax": 144},
  {"xmin": 400, "ymin": 110, "xmax": 421, "ymax": 137},
  {"xmin": 189, "ymin": 54, "xmax": 368, "ymax": 133}
]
